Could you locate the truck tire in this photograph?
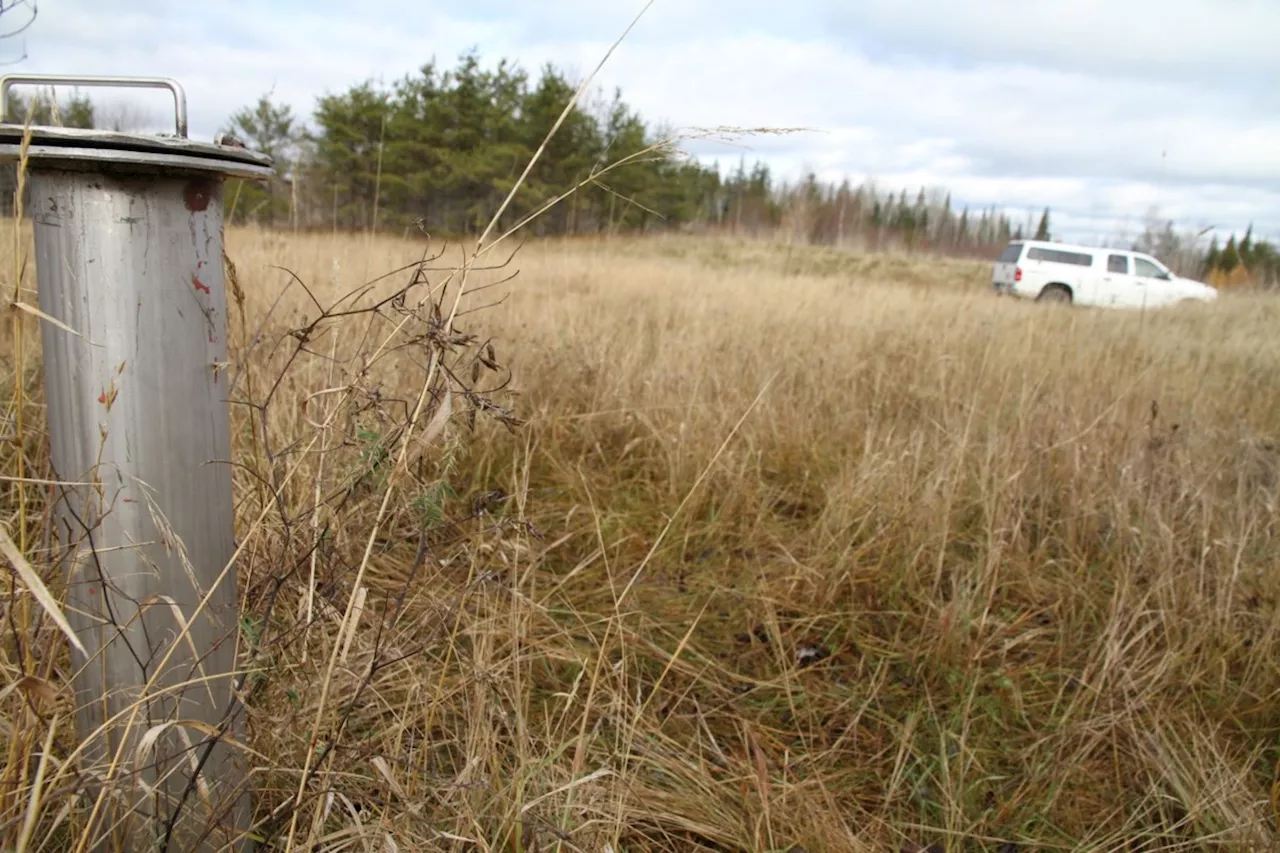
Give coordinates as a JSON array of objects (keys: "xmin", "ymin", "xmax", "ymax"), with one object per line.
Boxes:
[{"xmin": 1037, "ymin": 284, "xmax": 1072, "ymax": 304}]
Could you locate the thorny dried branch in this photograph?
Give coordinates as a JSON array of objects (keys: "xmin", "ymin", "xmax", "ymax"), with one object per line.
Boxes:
[{"xmin": 207, "ymin": 233, "xmax": 534, "ymax": 846}]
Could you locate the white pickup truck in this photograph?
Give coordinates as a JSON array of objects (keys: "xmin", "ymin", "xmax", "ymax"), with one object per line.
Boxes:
[{"xmin": 991, "ymin": 239, "xmax": 1219, "ymax": 308}]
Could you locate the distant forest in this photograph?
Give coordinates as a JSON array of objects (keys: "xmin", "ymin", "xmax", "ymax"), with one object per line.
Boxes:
[{"xmin": 3, "ymin": 51, "xmax": 1276, "ymax": 287}]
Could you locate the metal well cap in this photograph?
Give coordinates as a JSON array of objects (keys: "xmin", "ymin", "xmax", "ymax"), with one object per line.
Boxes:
[{"xmin": 0, "ymin": 74, "xmax": 273, "ymax": 179}]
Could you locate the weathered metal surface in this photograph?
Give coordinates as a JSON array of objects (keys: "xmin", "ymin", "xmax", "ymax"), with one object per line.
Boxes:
[
  {"xmin": 0, "ymin": 136, "xmax": 274, "ymax": 179},
  {"xmin": 1, "ymin": 74, "xmax": 270, "ymax": 853},
  {"xmin": 0, "ymin": 124, "xmax": 274, "ymax": 178},
  {"xmin": 30, "ymin": 167, "xmax": 251, "ymax": 852}
]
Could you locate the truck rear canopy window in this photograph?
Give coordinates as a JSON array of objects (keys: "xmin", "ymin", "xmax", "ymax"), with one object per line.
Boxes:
[
  {"xmin": 998, "ymin": 243, "xmax": 1023, "ymax": 263},
  {"xmin": 1027, "ymin": 247, "xmax": 1093, "ymax": 267}
]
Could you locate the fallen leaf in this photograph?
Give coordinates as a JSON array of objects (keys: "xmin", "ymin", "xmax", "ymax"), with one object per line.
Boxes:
[{"xmin": 14, "ymin": 675, "xmax": 60, "ymax": 706}]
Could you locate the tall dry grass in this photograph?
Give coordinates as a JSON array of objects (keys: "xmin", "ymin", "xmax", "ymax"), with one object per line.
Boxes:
[{"xmin": 4, "ymin": 215, "xmax": 1278, "ymax": 851}]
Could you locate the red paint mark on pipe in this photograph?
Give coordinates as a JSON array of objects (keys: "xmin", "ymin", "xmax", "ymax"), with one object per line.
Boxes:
[
  {"xmin": 123, "ymin": 498, "xmax": 136, "ymax": 504},
  {"xmin": 192, "ymin": 273, "xmax": 211, "ymax": 294},
  {"xmin": 183, "ymin": 179, "xmax": 214, "ymax": 212}
]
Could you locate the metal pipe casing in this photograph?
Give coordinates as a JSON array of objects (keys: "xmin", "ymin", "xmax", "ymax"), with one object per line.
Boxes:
[{"xmin": 0, "ymin": 75, "xmax": 273, "ymax": 853}]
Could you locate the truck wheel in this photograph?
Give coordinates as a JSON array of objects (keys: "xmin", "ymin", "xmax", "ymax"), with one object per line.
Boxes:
[{"xmin": 1037, "ymin": 285, "xmax": 1072, "ymax": 304}]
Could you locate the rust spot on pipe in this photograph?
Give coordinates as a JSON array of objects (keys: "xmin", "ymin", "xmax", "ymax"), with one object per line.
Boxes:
[
  {"xmin": 183, "ymin": 179, "xmax": 214, "ymax": 212},
  {"xmin": 192, "ymin": 273, "xmax": 211, "ymax": 294}
]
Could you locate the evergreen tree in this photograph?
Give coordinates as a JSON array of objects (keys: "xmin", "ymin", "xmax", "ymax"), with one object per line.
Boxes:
[
  {"xmin": 894, "ymin": 189, "xmax": 912, "ymax": 231},
  {"xmin": 310, "ymin": 82, "xmax": 395, "ymax": 230},
  {"xmin": 222, "ymin": 92, "xmax": 301, "ymax": 225},
  {"xmin": 1238, "ymin": 224, "xmax": 1254, "ymax": 268},
  {"xmin": 914, "ymin": 188, "xmax": 929, "ymax": 243},
  {"xmin": 1220, "ymin": 235, "xmax": 1239, "ymax": 273},
  {"xmin": 1035, "ymin": 207, "xmax": 1051, "ymax": 240},
  {"xmin": 1203, "ymin": 236, "xmax": 1220, "ymax": 270},
  {"xmin": 6, "ymin": 88, "xmax": 94, "ymax": 128}
]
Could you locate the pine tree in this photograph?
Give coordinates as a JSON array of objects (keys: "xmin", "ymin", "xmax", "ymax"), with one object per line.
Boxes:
[
  {"xmin": 1203, "ymin": 237, "xmax": 1221, "ymax": 275},
  {"xmin": 895, "ymin": 189, "xmax": 912, "ymax": 232},
  {"xmin": 1221, "ymin": 235, "xmax": 1239, "ymax": 273},
  {"xmin": 1035, "ymin": 207, "xmax": 1051, "ymax": 240},
  {"xmin": 1239, "ymin": 224, "xmax": 1254, "ymax": 269},
  {"xmin": 223, "ymin": 93, "xmax": 300, "ymax": 226},
  {"xmin": 6, "ymin": 88, "xmax": 95, "ymax": 129},
  {"xmin": 311, "ymin": 82, "xmax": 395, "ymax": 230},
  {"xmin": 62, "ymin": 94, "xmax": 95, "ymax": 129}
]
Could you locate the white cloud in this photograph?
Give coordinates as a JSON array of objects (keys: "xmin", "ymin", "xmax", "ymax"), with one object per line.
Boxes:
[
  {"xmin": 4, "ymin": 0, "xmax": 1276, "ymax": 244},
  {"xmin": 820, "ymin": 0, "xmax": 1280, "ymax": 86}
]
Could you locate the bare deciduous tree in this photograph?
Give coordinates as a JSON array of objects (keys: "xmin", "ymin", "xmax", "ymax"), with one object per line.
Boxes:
[{"xmin": 0, "ymin": 0, "xmax": 37, "ymax": 65}]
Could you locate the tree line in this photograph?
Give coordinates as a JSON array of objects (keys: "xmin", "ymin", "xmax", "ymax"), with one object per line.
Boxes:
[
  {"xmin": 2, "ymin": 51, "xmax": 1275, "ymax": 286},
  {"xmin": 1202, "ymin": 226, "xmax": 1279, "ymax": 288},
  {"xmin": 209, "ymin": 51, "xmax": 1033, "ymax": 259},
  {"xmin": 219, "ymin": 53, "xmax": 719, "ymax": 239},
  {"xmin": 3, "ymin": 88, "xmax": 152, "ymax": 133}
]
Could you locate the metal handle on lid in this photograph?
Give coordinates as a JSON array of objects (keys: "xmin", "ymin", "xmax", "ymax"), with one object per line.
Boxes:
[{"xmin": 0, "ymin": 74, "xmax": 188, "ymax": 138}]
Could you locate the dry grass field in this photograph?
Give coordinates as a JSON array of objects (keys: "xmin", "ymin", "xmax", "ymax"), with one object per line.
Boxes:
[{"xmin": 3, "ymin": 222, "xmax": 1280, "ymax": 852}]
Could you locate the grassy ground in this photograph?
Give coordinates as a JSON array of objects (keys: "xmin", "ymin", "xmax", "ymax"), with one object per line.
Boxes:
[{"xmin": 3, "ymin": 224, "xmax": 1279, "ymax": 852}]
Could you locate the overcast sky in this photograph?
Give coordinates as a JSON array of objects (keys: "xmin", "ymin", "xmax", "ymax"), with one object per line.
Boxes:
[{"xmin": 4, "ymin": 0, "xmax": 1277, "ymax": 246}]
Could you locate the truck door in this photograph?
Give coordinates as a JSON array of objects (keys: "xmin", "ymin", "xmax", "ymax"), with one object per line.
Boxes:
[{"xmin": 1102, "ymin": 253, "xmax": 1133, "ymax": 307}]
